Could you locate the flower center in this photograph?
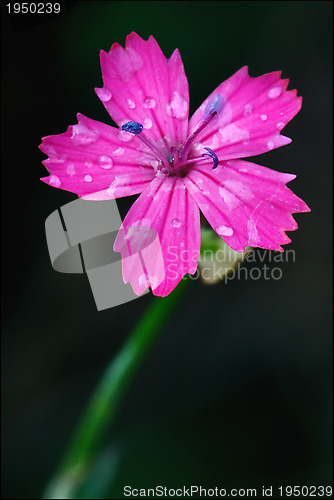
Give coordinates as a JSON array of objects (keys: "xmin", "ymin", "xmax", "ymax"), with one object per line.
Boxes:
[{"xmin": 121, "ymin": 94, "xmax": 223, "ymax": 177}]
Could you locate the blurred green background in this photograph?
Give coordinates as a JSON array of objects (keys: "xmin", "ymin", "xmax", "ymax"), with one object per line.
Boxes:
[{"xmin": 1, "ymin": 1, "xmax": 332, "ymax": 498}]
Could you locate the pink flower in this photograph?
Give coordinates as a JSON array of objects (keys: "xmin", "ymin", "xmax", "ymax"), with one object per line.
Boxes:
[{"xmin": 40, "ymin": 32, "xmax": 310, "ymax": 297}]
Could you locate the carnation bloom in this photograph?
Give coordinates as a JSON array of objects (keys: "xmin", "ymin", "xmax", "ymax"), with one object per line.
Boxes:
[{"xmin": 40, "ymin": 32, "xmax": 310, "ymax": 297}]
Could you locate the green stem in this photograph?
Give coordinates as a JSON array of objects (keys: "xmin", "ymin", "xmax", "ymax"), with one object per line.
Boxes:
[{"xmin": 43, "ymin": 278, "xmax": 189, "ymax": 499}]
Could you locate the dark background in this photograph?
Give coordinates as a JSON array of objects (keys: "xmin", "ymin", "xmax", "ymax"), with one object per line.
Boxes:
[{"xmin": 1, "ymin": 1, "xmax": 332, "ymax": 498}]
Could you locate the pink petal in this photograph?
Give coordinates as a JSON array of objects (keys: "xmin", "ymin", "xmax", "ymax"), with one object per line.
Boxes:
[
  {"xmin": 189, "ymin": 66, "xmax": 302, "ymax": 160},
  {"xmin": 114, "ymin": 176, "xmax": 200, "ymax": 297},
  {"xmin": 98, "ymin": 32, "xmax": 189, "ymax": 146},
  {"xmin": 40, "ymin": 113, "xmax": 155, "ymax": 198},
  {"xmin": 184, "ymin": 159, "xmax": 310, "ymax": 252}
]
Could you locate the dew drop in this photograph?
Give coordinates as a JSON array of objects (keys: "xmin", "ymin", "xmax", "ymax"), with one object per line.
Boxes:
[
  {"xmin": 49, "ymin": 175, "xmax": 61, "ymax": 187},
  {"xmin": 98, "ymin": 155, "xmax": 113, "ymax": 169},
  {"xmin": 244, "ymin": 104, "xmax": 253, "ymax": 116},
  {"xmin": 85, "ymin": 160, "xmax": 93, "ymax": 168},
  {"xmin": 96, "ymin": 87, "xmax": 112, "ymax": 102},
  {"xmin": 84, "ymin": 174, "xmax": 93, "ymax": 182},
  {"xmin": 276, "ymin": 121, "xmax": 285, "ymax": 129},
  {"xmin": 66, "ymin": 164, "xmax": 76, "ymax": 176},
  {"xmin": 260, "ymin": 114, "xmax": 267, "ymax": 121},
  {"xmin": 113, "ymin": 147, "xmax": 125, "ymax": 156},
  {"xmin": 127, "ymin": 99, "xmax": 136, "ymax": 109},
  {"xmin": 268, "ymin": 87, "xmax": 282, "ymax": 99},
  {"xmin": 144, "ymin": 96, "xmax": 156, "ymax": 109},
  {"xmin": 143, "ymin": 118, "xmax": 152, "ymax": 130},
  {"xmin": 267, "ymin": 140, "xmax": 275, "ymax": 150},
  {"xmin": 171, "ymin": 218, "xmax": 181, "ymax": 228},
  {"xmin": 217, "ymin": 225, "xmax": 233, "ymax": 236}
]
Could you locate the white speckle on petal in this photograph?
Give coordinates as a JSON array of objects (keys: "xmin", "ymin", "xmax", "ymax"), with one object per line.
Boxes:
[
  {"xmin": 268, "ymin": 87, "xmax": 282, "ymax": 99},
  {"xmin": 127, "ymin": 99, "xmax": 136, "ymax": 109},
  {"xmin": 169, "ymin": 91, "xmax": 188, "ymax": 119},
  {"xmin": 143, "ymin": 118, "xmax": 152, "ymax": 130},
  {"xmin": 171, "ymin": 218, "xmax": 181, "ymax": 228},
  {"xmin": 113, "ymin": 147, "xmax": 125, "ymax": 156},
  {"xmin": 96, "ymin": 87, "xmax": 112, "ymax": 102},
  {"xmin": 267, "ymin": 140, "xmax": 275, "ymax": 150},
  {"xmin": 71, "ymin": 124, "xmax": 98, "ymax": 145},
  {"xmin": 115, "ymin": 47, "xmax": 143, "ymax": 82},
  {"xmin": 244, "ymin": 104, "xmax": 253, "ymax": 116},
  {"xmin": 148, "ymin": 276, "xmax": 160, "ymax": 288},
  {"xmin": 144, "ymin": 96, "xmax": 156, "ymax": 109},
  {"xmin": 217, "ymin": 225, "xmax": 234, "ymax": 237},
  {"xmin": 219, "ymin": 186, "xmax": 240, "ymax": 209},
  {"xmin": 66, "ymin": 164, "xmax": 76, "ymax": 176},
  {"xmin": 219, "ymin": 123, "xmax": 250, "ymax": 143},
  {"xmin": 260, "ymin": 114, "xmax": 267, "ymax": 121},
  {"xmin": 84, "ymin": 174, "xmax": 93, "ymax": 182},
  {"xmin": 107, "ymin": 186, "xmax": 115, "ymax": 197},
  {"xmin": 223, "ymin": 179, "xmax": 254, "ymax": 202},
  {"xmin": 247, "ymin": 219, "xmax": 259, "ymax": 245},
  {"xmin": 139, "ymin": 274, "xmax": 148, "ymax": 287},
  {"xmin": 49, "ymin": 175, "xmax": 61, "ymax": 187},
  {"xmin": 118, "ymin": 128, "xmax": 134, "ymax": 142},
  {"xmin": 43, "ymin": 145, "xmax": 57, "ymax": 156},
  {"xmin": 98, "ymin": 155, "xmax": 113, "ymax": 169},
  {"xmin": 50, "ymin": 157, "xmax": 65, "ymax": 164}
]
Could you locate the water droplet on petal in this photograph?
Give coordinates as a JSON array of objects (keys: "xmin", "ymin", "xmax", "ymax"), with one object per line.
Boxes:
[
  {"xmin": 169, "ymin": 92, "xmax": 188, "ymax": 119},
  {"xmin": 276, "ymin": 121, "xmax": 285, "ymax": 129},
  {"xmin": 113, "ymin": 147, "xmax": 125, "ymax": 156},
  {"xmin": 127, "ymin": 99, "xmax": 136, "ymax": 109},
  {"xmin": 85, "ymin": 160, "xmax": 92, "ymax": 168},
  {"xmin": 66, "ymin": 164, "xmax": 76, "ymax": 176},
  {"xmin": 96, "ymin": 87, "xmax": 112, "ymax": 102},
  {"xmin": 268, "ymin": 87, "xmax": 282, "ymax": 99},
  {"xmin": 267, "ymin": 140, "xmax": 275, "ymax": 150},
  {"xmin": 143, "ymin": 118, "xmax": 152, "ymax": 130},
  {"xmin": 244, "ymin": 104, "xmax": 253, "ymax": 116},
  {"xmin": 49, "ymin": 175, "xmax": 61, "ymax": 187},
  {"xmin": 98, "ymin": 155, "xmax": 113, "ymax": 169},
  {"xmin": 217, "ymin": 225, "xmax": 233, "ymax": 237},
  {"xmin": 144, "ymin": 96, "xmax": 156, "ymax": 109},
  {"xmin": 171, "ymin": 218, "xmax": 181, "ymax": 228},
  {"xmin": 260, "ymin": 114, "xmax": 267, "ymax": 121},
  {"xmin": 84, "ymin": 174, "xmax": 93, "ymax": 182}
]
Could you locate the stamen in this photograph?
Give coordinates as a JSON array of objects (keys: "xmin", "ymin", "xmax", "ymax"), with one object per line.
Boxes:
[
  {"xmin": 202, "ymin": 147, "xmax": 219, "ymax": 169},
  {"xmin": 204, "ymin": 94, "xmax": 224, "ymax": 118},
  {"xmin": 180, "ymin": 94, "xmax": 224, "ymax": 161},
  {"xmin": 121, "ymin": 121, "xmax": 171, "ymax": 172},
  {"xmin": 122, "ymin": 121, "xmax": 143, "ymax": 134}
]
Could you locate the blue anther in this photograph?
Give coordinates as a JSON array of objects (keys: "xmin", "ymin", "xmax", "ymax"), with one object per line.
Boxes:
[
  {"xmin": 122, "ymin": 121, "xmax": 143, "ymax": 134},
  {"xmin": 204, "ymin": 94, "xmax": 224, "ymax": 117},
  {"xmin": 202, "ymin": 147, "xmax": 219, "ymax": 169}
]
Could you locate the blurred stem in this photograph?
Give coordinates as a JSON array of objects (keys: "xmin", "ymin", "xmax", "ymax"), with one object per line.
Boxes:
[{"xmin": 43, "ymin": 278, "xmax": 189, "ymax": 499}]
